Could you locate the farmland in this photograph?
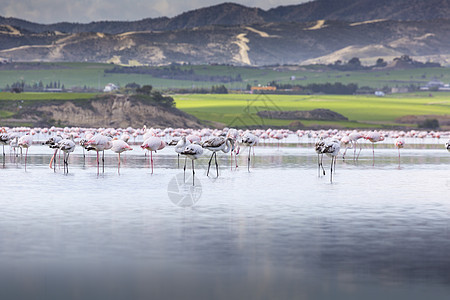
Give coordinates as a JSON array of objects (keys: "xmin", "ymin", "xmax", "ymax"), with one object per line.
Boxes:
[
  {"xmin": 173, "ymin": 93, "xmax": 450, "ymax": 128},
  {"xmin": 1, "ymin": 62, "xmax": 450, "ymax": 91}
]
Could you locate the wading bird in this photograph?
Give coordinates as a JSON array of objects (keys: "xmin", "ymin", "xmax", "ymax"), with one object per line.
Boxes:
[
  {"xmin": 59, "ymin": 137, "xmax": 76, "ymax": 173},
  {"xmin": 141, "ymin": 136, "xmax": 165, "ymax": 174},
  {"xmin": 180, "ymin": 143, "xmax": 203, "ymax": 185},
  {"xmin": 18, "ymin": 134, "xmax": 33, "ymax": 170},
  {"xmin": 201, "ymin": 136, "xmax": 233, "ymax": 177},
  {"xmin": 365, "ymin": 131, "xmax": 384, "ymax": 166},
  {"xmin": 111, "ymin": 139, "xmax": 133, "ymax": 174},
  {"xmin": 315, "ymin": 137, "xmax": 326, "ymax": 177},
  {"xmin": 394, "ymin": 137, "xmax": 405, "ymax": 166},
  {"xmin": 322, "ymin": 138, "xmax": 341, "ymax": 183},
  {"xmin": 240, "ymin": 132, "xmax": 258, "ymax": 172},
  {"xmin": 87, "ymin": 134, "xmax": 112, "ymax": 174}
]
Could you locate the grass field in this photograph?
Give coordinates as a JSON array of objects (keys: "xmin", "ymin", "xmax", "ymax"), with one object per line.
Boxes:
[
  {"xmin": 1, "ymin": 62, "xmax": 450, "ymax": 91},
  {"xmin": 174, "ymin": 92, "xmax": 450, "ymax": 128},
  {"xmin": 0, "ymin": 92, "xmax": 97, "ymax": 101}
]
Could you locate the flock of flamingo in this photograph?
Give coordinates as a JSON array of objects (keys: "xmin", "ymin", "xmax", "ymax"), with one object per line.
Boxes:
[{"xmin": 1, "ymin": 126, "xmax": 449, "ymax": 184}]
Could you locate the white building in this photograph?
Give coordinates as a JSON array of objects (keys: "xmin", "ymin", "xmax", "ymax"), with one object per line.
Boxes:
[{"xmin": 103, "ymin": 83, "xmax": 118, "ymax": 92}]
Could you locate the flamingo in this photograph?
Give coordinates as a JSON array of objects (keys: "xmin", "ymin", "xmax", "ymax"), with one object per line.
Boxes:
[
  {"xmin": 364, "ymin": 131, "xmax": 384, "ymax": 166},
  {"xmin": 180, "ymin": 143, "xmax": 203, "ymax": 185},
  {"xmin": 394, "ymin": 137, "xmax": 405, "ymax": 166},
  {"xmin": 445, "ymin": 140, "xmax": 450, "ymax": 152},
  {"xmin": 86, "ymin": 134, "xmax": 112, "ymax": 174},
  {"xmin": 59, "ymin": 137, "xmax": 76, "ymax": 173},
  {"xmin": 110, "ymin": 139, "xmax": 133, "ymax": 174},
  {"xmin": 348, "ymin": 131, "xmax": 364, "ymax": 160},
  {"xmin": 322, "ymin": 138, "xmax": 340, "ymax": 183},
  {"xmin": 240, "ymin": 132, "xmax": 258, "ymax": 172},
  {"xmin": 141, "ymin": 136, "xmax": 165, "ymax": 174},
  {"xmin": 1, "ymin": 131, "xmax": 10, "ymax": 162},
  {"xmin": 315, "ymin": 137, "xmax": 326, "ymax": 176},
  {"xmin": 174, "ymin": 136, "xmax": 188, "ymax": 169},
  {"xmin": 340, "ymin": 135, "xmax": 351, "ymax": 160},
  {"xmin": 201, "ymin": 136, "xmax": 233, "ymax": 177},
  {"xmin": 45, "ymin": 135, "xmax": 63, "ymax": 171},
  {"xmin": 226, "ymin": 128, "xmax": 240, "ymax": 169},
  {"xmin": 18, "ymin": 134, "xmax": 33, "ymax": 170}
]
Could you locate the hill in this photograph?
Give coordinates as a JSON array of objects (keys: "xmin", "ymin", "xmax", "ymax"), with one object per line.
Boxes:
[
  {"xmin": 1, "ymin": 1, "xmax": 450, "ymax": 34},
  {"xmin": 1, "ymin": 0, "xmax": 450, "ymax": 66},
  {"xmin": 0, "ymin": 94, "xmax": 203, "ymax": 128},
  {"xmin": 1, "ymin": 19, "xmax": 449, "ymax": 66}
]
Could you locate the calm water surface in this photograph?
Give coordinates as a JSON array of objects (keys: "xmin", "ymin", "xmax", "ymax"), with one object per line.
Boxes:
[{"xmin": 1, "ymin": 144, "xmax": 449, "ymax": 299}]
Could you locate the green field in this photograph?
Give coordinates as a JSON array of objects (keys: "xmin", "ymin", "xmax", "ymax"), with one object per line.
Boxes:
[
  {"xmin": 1, "ymin": 62, "xmax": 450, "ymax": 91},
  {"xmin": 174, "ymin": 92, "xmax": 450, "ymax": 128},
  {"xmin": 0, "ymin": 92, "xmax": 97, "ymax": 101}
]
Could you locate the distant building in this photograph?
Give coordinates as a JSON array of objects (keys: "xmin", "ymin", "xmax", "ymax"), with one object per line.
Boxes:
[
  {"xmin": 420, "ymin": 80, "xmax": 448, "ymax": 91},
  {"xmin": 391, "ymin": 87, "xmax": 409, "ymax": 93},
  {"xmin": 104, "ymin": 83, "xmax": 118, "ymax": 92},
  {"xmin": 251, "ymin": 86, "xmax": 277, "ymax": 92},
  {"xmin": 374, "ymin": 91, "xmax": 385, "ymax": 97}
]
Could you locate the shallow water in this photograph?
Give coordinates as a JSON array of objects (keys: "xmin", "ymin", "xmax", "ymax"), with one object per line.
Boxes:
[{"xmin": 1, "ymin": 145, "xmax": 450, "ymax": 300}]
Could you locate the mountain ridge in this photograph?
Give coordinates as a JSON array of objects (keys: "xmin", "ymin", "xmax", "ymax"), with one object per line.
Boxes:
[
  {"xmin": 1, "ymin": 0, "xmax": 450, "ymax": 34},
  {"xmin": 1, "ymin": 0, "xmax": 450, "ymax": 66}
]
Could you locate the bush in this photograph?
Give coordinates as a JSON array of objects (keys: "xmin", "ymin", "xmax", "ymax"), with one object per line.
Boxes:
[{"xmin": 418, "ymin": 119, "xmax": 439, "ymax": 129}]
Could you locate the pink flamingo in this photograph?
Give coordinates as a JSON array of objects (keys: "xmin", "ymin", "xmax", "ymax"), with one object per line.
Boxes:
[
  {"xmin": 394, "ymin": 137, "xmax": 405, "ymax": 166},
  {"xmin": 348, "ymin": 131, "xmax": 364, "ymax": 160},
  {"xmin": 111, "ymin": 139, "xmax": 133, "ymax": 174},
  {"xmin": 87, "ymin": 134, "xmax": 112, "ymax": 174},
  {"xmin": 141, "ymin": 136, "xmax": 165, "ymax": 174},
  {"xmin": 18, "ymin": 134, "xmax": 33, "ymax": 170},
  {"xmin": 364, "ymin": 131, "xmax": 384, "ymax": 166}
]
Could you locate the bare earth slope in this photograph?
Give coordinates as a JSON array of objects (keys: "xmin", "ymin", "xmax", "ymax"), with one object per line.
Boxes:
[{"xmin": 2, "ymin": 95, "xmax": 203, "ymax": 128}]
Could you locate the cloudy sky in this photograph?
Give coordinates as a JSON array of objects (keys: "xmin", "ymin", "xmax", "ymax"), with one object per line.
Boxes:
[{"xmin": 1, "ymin": 0, "xmax": 310, "ymax": 24}]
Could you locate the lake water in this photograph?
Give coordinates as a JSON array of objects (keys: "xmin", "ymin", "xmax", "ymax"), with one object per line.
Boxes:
[{"xmin": 1, "ymin": 143, "xmax": 449, "ymax": 300}]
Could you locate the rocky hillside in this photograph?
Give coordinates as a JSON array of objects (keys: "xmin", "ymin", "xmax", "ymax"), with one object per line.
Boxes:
[
  {"xmin": 1, "ymin": 0, "xmax": 449, "ymax": 66},
  {"xmin": 1, "ymin": 19, "xmax": 449, "ymax": 66},
  {"xmin": 1, "ymin": 1, "xmax": 449, "ymax": 34},
  {"xmin": 0, "ymin": 95, "xmax": 203, "ymax": 128}
]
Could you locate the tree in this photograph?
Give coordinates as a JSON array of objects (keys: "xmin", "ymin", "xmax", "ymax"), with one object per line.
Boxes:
[
  {"xmin": 375, "ymin": 58, "xmax": 387, "ymax": 67},
  {"xmin": 136, "ymin": 85, "xmax": 153, "ymax": 95},
  {"xmin": 348, "ymin": 57, "xmax": 361, "ymax": 67},
  {"xmin": 418, "ymin": 119, "xmax": 439, "ymax": 129}
]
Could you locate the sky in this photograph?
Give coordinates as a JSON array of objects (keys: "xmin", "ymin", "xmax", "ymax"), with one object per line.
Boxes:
[{"xmin": 1, "ymin": 0, "xmax": 310, "ymax": 24}]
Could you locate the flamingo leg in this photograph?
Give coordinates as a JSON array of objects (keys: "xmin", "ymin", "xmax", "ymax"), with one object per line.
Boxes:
[
  {"xmin": 230, "ymin": 151, "xmax": 233, "ymax": 170},
  {"xmin": 357, "ymin": 145, "xmax": 362, "ymax": 160},
  {"xmin": 24, "ymin": 148, "xmax": 28, "ymax": 171},
  {"xmin": 183, "ymin": 157, "xmax": 187, "ymax": 183},
  {"xmin": 330, "ymin": 157, "xmax": 334, "ymax": 183},
  {"xmin": 96, "ymin": 151, "xmax": 100, "ymax": 175},
  {"xmin": 317, "ymin": 154, "xmax": 320, "ymax": 176},
  {"xmin": 248, "ymin": 146, "xmax": 251, "ymax": 172},
  {"xmin": 177, "ymin": 153, "xmax": 180, "ymax": 168},
  {"xmin": 102, "ymin": 150, "xmax": 105, "ymax": 173},
  {"xmin": 118, "ymin": 153, "xmax": 121, "ymax": 174},
  {"xmin": 214, "ymin": 152, "xmax": 219, "ymax": 177},
  {"xmin": 151, "ymin": 151, "xmax": 154, "ymax": 174},
  {"xmin": 206, "ymin": 152, "xmax": 214, "ymax": 176},
  {"xmin": 372, "ymin": 143, "xmax": 375, "ymax": 166},
  {"xmin": 192, "ymin": 160, "xmax": 195, "ymax": 186}
]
